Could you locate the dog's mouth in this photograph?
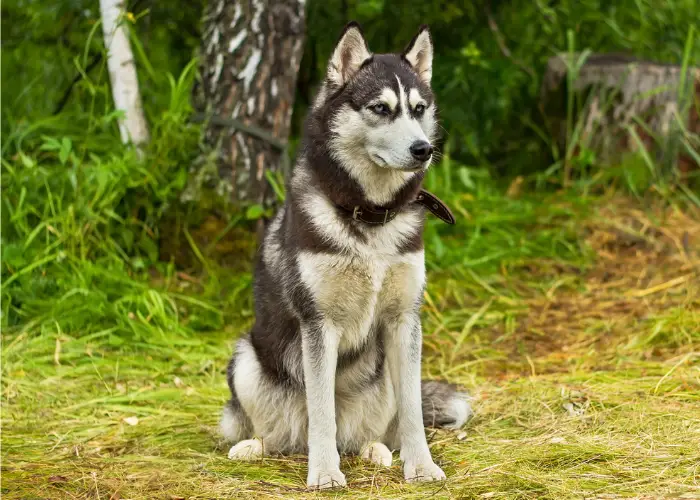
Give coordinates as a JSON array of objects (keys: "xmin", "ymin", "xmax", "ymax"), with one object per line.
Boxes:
[
  {"xmin": 397, "ymin": 164, "xmax": 426, "ymax": 172},
  {"xmin": 370, "ymin": 154, "xmax": 426, "ymax": 172},
  {"xmin": 369, "ymin": 153, "xmax": 388, "ymax": 167}
]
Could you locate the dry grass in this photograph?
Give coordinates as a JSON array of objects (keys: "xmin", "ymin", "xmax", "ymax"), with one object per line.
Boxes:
[{"xmin": 3, "ymin": 194, "xmax": 700, "ymax": 499}]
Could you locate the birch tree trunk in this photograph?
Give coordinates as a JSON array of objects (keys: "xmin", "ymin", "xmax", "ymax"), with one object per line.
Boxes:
[
  {"xmin": 99, "ymin": 0, "xmax": 150, "ymax": 149},
  {"xmin": 190, "ymin": 0, "xmax": 305, "ymax": 208}
]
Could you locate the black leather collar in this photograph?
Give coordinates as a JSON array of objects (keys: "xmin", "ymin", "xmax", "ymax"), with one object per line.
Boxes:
[{"xmin": 338, "ymin": 189, "xmax": 455, "ymax": 225}]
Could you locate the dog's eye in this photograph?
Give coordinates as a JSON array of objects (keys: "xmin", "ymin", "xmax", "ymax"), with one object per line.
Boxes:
[
  {"xmin": 370, "ymin": 103, "xmax": 390, "ymax": 115},
  {"xmin": 414, "ymin": 104, "xmax": 426, "ymax": 116}
]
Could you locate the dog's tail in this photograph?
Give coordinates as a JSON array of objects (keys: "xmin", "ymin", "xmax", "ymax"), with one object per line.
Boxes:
[{"xmin": 421, "ymin": 380, "xmax": 473, "ymax": 429}]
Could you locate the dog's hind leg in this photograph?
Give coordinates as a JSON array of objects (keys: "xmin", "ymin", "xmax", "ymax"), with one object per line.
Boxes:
[
  {"xmin": 220, "ymin": 355, "xmax": 253, "ymax": 445},
  {"xmin": 223, "ymin": 335, "xmax": 309, "ymax": 461},
  {"xmin": 421, "ymin": 380, "xmax": 472, "ymax": 430},
  {"xmin": 222, "ymin": 348, "xmax": 265, "ymax": 461},
  {"xmin": 360, "ymin": 442, "xmax": 393, "ymax": 466},
  {"xmin": 228, "ymin": 438, "xmax": 263, "ymax": 460}
]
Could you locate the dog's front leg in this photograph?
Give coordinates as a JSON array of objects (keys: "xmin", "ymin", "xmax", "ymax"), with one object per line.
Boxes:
[
  {"xmin": 301, "ymin": 322, "xmax": 346, "ymax": 490},
  {"xmin": 386, "ymin": 313, "xmax": 446, "ymax": 482}
]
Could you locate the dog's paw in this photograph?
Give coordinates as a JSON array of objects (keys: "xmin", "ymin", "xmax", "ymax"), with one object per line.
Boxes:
[
  {"xmin": 360, "ymin": 442, "xmax": 393, "ymax": 466},
  {"xmin": 404, "ymin": 460, "xmax": 446, "ymax": 483},
  {"xmin": 306, "ymin": 467, "xmax": 347, "ymax": 490},
  {"xmin": 227, "ymin": 438, "xmax": 263, "ymax": 460}
]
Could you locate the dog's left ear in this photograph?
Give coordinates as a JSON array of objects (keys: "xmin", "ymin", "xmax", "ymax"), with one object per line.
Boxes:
[
  {"xmin": 327, "ymin": 22, "xmax": 372, "ymax": 88},
  {"xmin": 403, "ymin": 25, "xmax": 433, "ymax": 85}
]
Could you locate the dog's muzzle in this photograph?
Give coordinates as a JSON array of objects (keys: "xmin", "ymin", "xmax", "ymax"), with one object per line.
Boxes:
[{"xmin": 409, "ymin": 140, "xmax": 433, "ymax": 162}]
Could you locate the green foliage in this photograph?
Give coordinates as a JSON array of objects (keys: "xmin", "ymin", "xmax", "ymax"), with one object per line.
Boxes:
[
  {"xmin": 1, "ymin": 0, "xmax": 205, "ymax": 135},
  {"xmin": 1, "ymin": 55, "xmax": 221, "ymax": 341},
  {"xmin": 421, "ymin": 156, "xmax": 593, "ymax": 275},
  {"xmin": 4, "ymin": 0, "xmax": 698, "ymax": 177}
]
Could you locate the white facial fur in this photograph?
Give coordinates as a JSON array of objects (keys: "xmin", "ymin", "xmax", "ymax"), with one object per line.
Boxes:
[
  {"xmin": 329, "ymin": 79, "xmax": 437, "ymax": 205},
  {"xmin": 365, "ymin": 77, "xmax": 434, "ymax": 170}
]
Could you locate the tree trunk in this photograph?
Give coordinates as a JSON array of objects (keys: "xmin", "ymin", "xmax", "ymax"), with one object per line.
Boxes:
[
  {"xmin": 541, "ymin": 53, "xmax": 699, "ymax": 179},
  {"xmin": 99, "ymin": 0, "xmax": 150, "ymax": 151},
  {"xmin": 189, "ymin": 0, "xmax": 305, "ymax": 209}
]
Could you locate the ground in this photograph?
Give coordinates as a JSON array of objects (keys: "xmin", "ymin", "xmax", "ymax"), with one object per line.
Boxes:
[{"xmin": 2, "ymin": 193, "xmax": 699, "ymax": 499}]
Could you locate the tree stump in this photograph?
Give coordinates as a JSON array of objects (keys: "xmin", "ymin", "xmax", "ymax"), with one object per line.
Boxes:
[{"xmin": 540, "ymin": 53, "xmax": 699, "ymax": 179}]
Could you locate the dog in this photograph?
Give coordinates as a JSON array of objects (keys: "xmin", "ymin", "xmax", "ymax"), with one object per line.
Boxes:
[{"xmin": 221, "ymin": 22, "xmax": 472, "ymax": 490}]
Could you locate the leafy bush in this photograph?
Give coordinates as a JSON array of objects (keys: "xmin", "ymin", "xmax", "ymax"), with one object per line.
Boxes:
[{"xmin": 1, "ymin": 57, "xmax": 225, "ymax": 340}]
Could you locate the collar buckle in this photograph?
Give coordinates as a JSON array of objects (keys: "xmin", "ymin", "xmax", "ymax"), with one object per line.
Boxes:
[{"xmin": 352, "ymin": 206, "xmax": 362, "ymax": 221}]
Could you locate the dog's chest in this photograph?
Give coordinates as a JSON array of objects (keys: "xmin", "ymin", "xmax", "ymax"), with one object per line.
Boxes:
[{"xmin": 297, "ymin": 250, "xmax": 424, "ymax": 353}]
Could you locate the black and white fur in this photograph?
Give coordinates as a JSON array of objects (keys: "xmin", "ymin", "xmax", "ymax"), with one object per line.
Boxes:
[{"xmin": 221, "ymin": 22, "xmax": 472, "ymax": 490}]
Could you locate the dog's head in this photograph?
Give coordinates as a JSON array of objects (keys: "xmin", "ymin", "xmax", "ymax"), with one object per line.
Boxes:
[{"xmin": 315, "ymin": 23, "xmax": 437, "ymax": 178}]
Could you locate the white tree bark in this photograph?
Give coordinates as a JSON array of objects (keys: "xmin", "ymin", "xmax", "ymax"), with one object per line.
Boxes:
[
  {"xmin": 100, "ymin": 0, "xmax": 149, "ymax": 149},
  {"xmin": 191, "ymin": 0, "xmax": 305, "ymax": 207}
]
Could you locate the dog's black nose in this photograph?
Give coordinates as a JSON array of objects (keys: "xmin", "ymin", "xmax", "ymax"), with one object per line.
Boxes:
[{"xmin": 409, "ymin": 141, "xmax": 433, "ymax": 162}]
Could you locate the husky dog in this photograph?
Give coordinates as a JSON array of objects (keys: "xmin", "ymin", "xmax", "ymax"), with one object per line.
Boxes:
[{"xmin": 221, "ymin": 22, "xmax": 472, "ymax": 489}]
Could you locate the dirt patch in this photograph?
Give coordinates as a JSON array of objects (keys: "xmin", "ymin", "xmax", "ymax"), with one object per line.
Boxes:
[{"xmin": 455, "ymin": 198, "xmax": 700, "ymax": 375}]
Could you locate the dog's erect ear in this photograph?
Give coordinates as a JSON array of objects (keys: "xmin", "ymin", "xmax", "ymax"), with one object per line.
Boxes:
[
  {"xmin": 403, "ymin": 25, "xmax": 433, "ymax": 84},
  {"xmin": 327, "ymin": 22, "xmax": 372, "ymax": 87}
]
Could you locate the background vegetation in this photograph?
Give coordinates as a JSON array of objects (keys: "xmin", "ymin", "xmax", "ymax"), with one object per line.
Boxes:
[
  {"xmin": 2, "ymin": 0, "xmax": 699, "ymax": 498},
  {"xmin": 6, "ymin": 0, "xmax": 700, "ymax": 171}
]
